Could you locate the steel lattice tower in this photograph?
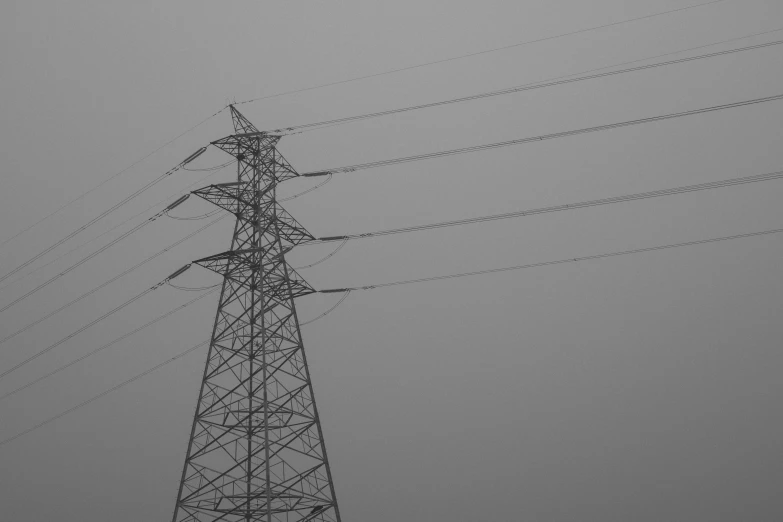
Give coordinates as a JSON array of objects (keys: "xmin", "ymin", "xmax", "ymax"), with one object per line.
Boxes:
[{"xmin": 171, "ymin": 106, "xmax": 341, "ymax": 522}]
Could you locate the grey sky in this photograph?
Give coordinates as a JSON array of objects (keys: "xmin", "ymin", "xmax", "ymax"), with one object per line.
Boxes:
[{"xmin": 2, "ymin": 0, "xmax": 783, "ymax": 520}]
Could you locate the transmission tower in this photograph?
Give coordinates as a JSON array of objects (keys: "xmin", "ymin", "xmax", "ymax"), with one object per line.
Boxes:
[{"xmin": 171, "ymin": 106, "xmax": 341, "ymax": 522}]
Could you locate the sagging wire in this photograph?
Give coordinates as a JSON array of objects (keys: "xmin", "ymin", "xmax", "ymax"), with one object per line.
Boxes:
[
  {"xmin": 279, "ymin": 173, "xmax": 333, "ymax": 202},
  {"xmin": 294, "ymin": 239, "xmax": 348, "ymax": 270},
  {"xmin": 169, "ymin": 160, "xmax": 235, "ymax": 219},
  {"xmin": 301, "ymin": 290, "xmax": 351, "ymax": 326}
]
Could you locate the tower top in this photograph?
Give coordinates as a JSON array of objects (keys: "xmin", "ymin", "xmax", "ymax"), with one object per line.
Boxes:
[{"xmin": 229, "ymin": 104, "xmax": 259, "ymax": 134}]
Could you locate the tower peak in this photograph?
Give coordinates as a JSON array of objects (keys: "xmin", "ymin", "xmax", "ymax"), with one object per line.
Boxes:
[{"xmin": 229, "ymin": 104, "xmax": 260, "ymax": 134}]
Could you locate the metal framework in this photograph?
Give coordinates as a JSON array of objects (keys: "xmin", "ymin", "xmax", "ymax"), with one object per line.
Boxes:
[{"xmin": 171, "ymin": 106, "xmax": 341, "ymax": 522}]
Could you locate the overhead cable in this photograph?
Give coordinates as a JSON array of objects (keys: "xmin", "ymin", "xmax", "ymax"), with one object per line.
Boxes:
[
  {"xmin": 321, "ymin": 227, "xmax": 783, "ymax": 293},
  {"xmin": 0, "ymin": 264, "xmax": 192, "ymax": 380},
  {"xmin": 295, "ymin": 239, "xmax": 349, "ymax": 269},
  {"xmin": 183, "ymin": 159, "xmax": 236, "ymax": 172},
  {"xmin": 4, "ymin": 222, "xmax": 776, "ymax": 449},
  {"xmin": 277, "ymin": 38, "xmax": 783, "ymax": 134},
  {"xmin": 279, "ymin": 173, "xmax": 333, "ymax": 202},
  {"xmin": 0, "ymin": 340, "xmax": 209, "ymax": 449},
  {"xmin": 0, "ymin": 196, "xmax": 192, "ymax": 315},
  {"xmin": 234, "ymin": 0, "xmax": 726, "ymax": 106},
  {"xmin": 0, "ymin": 288, "xmax": 218, "ymax": 402},
  {"xmin": 0, "ymin": 164, "xmax": 229, "ymax": 293},
  {"xmin": 0, "ymin": 215, "xmax": 226, "ymax": 348},
  {"xmin": 300, "ymin": 290, "xmax": 352, "ymax": 326},
  {"xmin": 5, "ymin": 224, "xmax": 779, "ymax": 450},
  {"xmin": 166, "ymin": 209, "xmax": 223, "ymax": 221},
  {"xmin": 0, "ymin": 221, "xmax": 151, "ymax": 315},
  {"xmin": 314, "ymin": 168, "xmax": 783, "ymax": 243},
  {"xmin": 168, "ymin": 282, "xmax": 223, "ymax": 291},
  {"xmin": 0, "ymin": 107, "xmax": 225, "ymax": 250},
  {"xmin": 0, "ymin": 147, "xmax": 207, "ymax": 286},
  {"xmin": 301, "ymin": 93, "xmax": 783, "ymax": 176},
  {"xmin": 0, "ymin": 283, "xmax": 349, "ymax": 445}
]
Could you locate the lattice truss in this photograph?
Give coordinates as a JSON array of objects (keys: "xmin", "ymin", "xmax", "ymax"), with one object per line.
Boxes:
[{"xmin": 172, "ymin": 107, "xmax": 341, "ymax": 522}]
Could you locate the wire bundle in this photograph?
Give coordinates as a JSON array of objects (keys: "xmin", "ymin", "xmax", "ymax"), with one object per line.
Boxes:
[{"xmin": 1, "ymin": 7, "xmax": 782, "ymax": 453}]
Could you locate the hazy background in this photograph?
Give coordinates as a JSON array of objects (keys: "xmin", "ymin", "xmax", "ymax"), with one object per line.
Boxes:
[{"xmin": 2, "ymin": 1, "xmax": 783, "ymax": 520}]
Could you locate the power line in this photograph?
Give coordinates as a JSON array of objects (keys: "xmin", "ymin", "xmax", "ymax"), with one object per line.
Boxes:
[
  {"xmin": 0, "ymin": 221, "xmax": 152, "ymax": 315},
  {"xmin": 0, "ymin": 162, "xmax": 231, "ymax": 294},
  {"xmin": 314, "ymin": 168, "xmax": 783, "ymax": 243},
  {"xmin": 183, "ymin": 159, "xmax": 236, "ymax": 172},
  {"xmin": 7, "ymin": 135, "xmax": 778, "ymax": 411},
  {"xmin": 0, "ymin": 159, "xmax": 233, "ymax": 315},
  {"xmin": 277, "ymin": 38, "xmax": 783, "ymax": 134},
  {"xmin": 295, "ymin": 239, "xmax": 349, "ymax": 269},
  {"xmin": 6, "ymin": 100, "xmax": 777, "ymax": 400},
  {"xmin": 0, "ymin": 265, "xmax": 192, "ymax": 380},
  {"xmin": 300, "ymin": 290, "xmax": 352, "ymax": 326},
  {"xmin": 279, "ymin": 173, "xmax": 334, "ymax": 202},
  {"xmin": 322, "ymin": 227, "xmax": 783, "ymax": 292},
  {"xmin": 0, "ymin": 340, "xmax": 208, "ymax": 449},
  {"xmin": 234, "ymin": 0, "xmax": 726, "ymax": 106},
  {"xmin": 167, "ymin": 282, "xmax": 222, "ymax": 292},
  {"xmin": 3, "ymin": 221, "xmax": 780, "ymax": 449},
  {"xmin": 301, "ymin": 93, "xmax": 783, "ymax": 176},
  {"xmin": 8, "ymin": 128, "xmax": 769, "ymax": 324},
  {"xmin": 0, "ymin": 288, "xmax": 218, "ymax": 402},
  {"xmin": 0, "ymin": 106, "xmax": 223, "ymax": 250},
  {"xmin": 0, "ymin": 215, "xmax": 227, "ymax": 348},
  {"xmin": 0, "ymin": 171, "xmax": 169, "ymax": 283},
  {"xmin": 165, "ymin": 209, "xmax": 222, "ymax": 221},
  {"xmin": 0, "ymin": 202, "xmax": 184, "ymax": 316},
  {"xmin": 0, "ymin": 146, "xmax": 207, "ymax": 286}
]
